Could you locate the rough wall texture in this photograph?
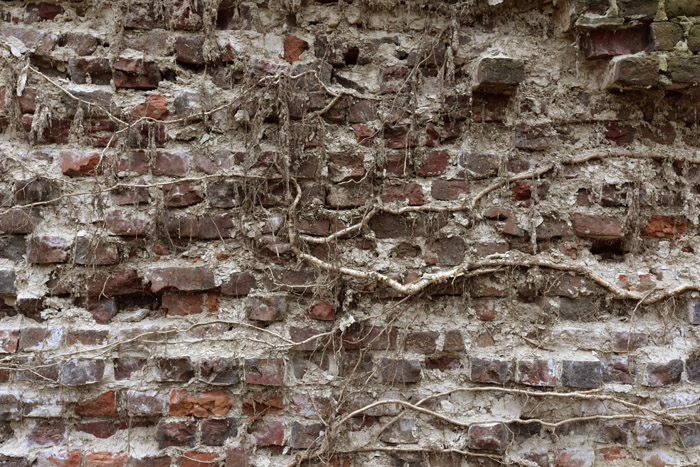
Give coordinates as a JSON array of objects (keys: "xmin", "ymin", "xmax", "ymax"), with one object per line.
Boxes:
[{"xmin": 1, "ymin": 0, "xmax": 700, "ymax": 465}]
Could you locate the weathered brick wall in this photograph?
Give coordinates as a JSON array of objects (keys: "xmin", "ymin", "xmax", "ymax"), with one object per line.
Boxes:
[{"xmin": 1, "ymin": 0, "xmax": 700, "ymax": 465}]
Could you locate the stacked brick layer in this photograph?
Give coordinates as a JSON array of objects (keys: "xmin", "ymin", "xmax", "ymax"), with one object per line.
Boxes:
[{"xmin": 0, "ymin": 0, "xmax": 700, "ymax": 465}]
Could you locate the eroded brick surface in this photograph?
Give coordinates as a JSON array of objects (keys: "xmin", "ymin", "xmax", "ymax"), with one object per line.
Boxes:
[{"xmin": 0, "ymin": 0, "xmax": 699, "ymax": 465}]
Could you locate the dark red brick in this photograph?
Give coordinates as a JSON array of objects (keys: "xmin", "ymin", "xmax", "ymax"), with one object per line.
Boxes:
[
  {"xmin": 290, "ymin": 422, "xmax": 323, "ymax": 449},
  {"xmin": 27, "ymin": 419, "xmax": 66, "ymax": 447},
  {"xmin": 157, "ymin": 420, "xmax": 196, "ymax": 449},
  {"xmin": 380, "ymin": 359, "xmax": 421, "ymax": 383},
  {"xmin": 113, "ymin": 59, "xmax": 161, "ymax": 90},
  {"xmin": 163, "ymin": 181, "xmax": 203, "ymax": 207},
  {"xmin": 562, "ymin": 360, "xmax": 602, "ymax": 388},
  {"xmin": 175, "ymin": 36, "xmax": 206, "ymax": 66},
  {"xmin": 69, "ymin": 58, "xmax": 112, "ymax": 85},
  {"xmin": 643, "ymin": 360, "xmax": 682, "ymax": 387},
  {"xmin": 468, "ymin": 423, "xmax": 508, "ymax": 452},
  {"xmin": 105, "ymin": 211, "xmax": 149, "ymax": 236},
  {"xmin": 201, "ymin": 418, "xmax": 238, "ymax": 446},
  {"xmin": 584, "ymin": 26, "xmax": 650, "ymax": 60},
  {"xmin": 572, "ymin": 214, "xmax": 624, "ymax": 239},
  {"xmin": 157, "ymin": 358, "xmax": 194, "ymax": 382},
  {"xmin": 470, "ymin": 358, "xmax": 511, "ymax": 384},
  {"xmin": 248, "ymin": 420, "xmax": 284, "ymax": 446},
  {"xmin": 244, "ymin": 358, "xmax": 285, "ymax": 386},
  {"xmin": 75, "ymin": 391, "xmax": 118, "ymax": 417},
  {"xmin": 146, "ymin": 266, "xmax": 216, "ymax": 293},
  {"xmin": 517, "ymin": 359, "xmax": 556, "ymax": 387},
  {"xmin": 245, "ymin": 296, "xmax": 286, "ymax": 322},
  {"xmin": 431, "ymin": 179, "xmax": 469, "ymax": 201},
  {"xmin": 27, "ymin": 236, "xmax": 71, "ymax": 264}
]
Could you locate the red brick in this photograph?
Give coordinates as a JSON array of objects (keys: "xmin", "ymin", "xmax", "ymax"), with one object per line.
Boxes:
[
  {"xmin": 27, "ymin": 419, "xmax": 66, "ymax": 446},
  {"xmin": 380, "ymin": 359, "xmax": 422, "ymax": 383},
  {"xmin": 404, "ymin": 331, "xmax": 438, "ymax": 355},
  {"xmin": 162, "ymin": 293, "xmax": 204, "ymax": 316},
  {"xmin": 248, "ymin": 420, "xmax": 284, "ymax": 446},
  {"xmin": 60, "ymin": 152, "xmax": 100, "ymax": 176},
  {"xmin": 290, "ymin": 326, "xmax": 326, "ymax": 351},
  {"xmin": 383, "ymin": 123, "xmax": 417, "ymax": 149},
  {"xmin": 425, "ymin": 237, "xmax": 465, "ymax": 266},
  {"xmin": 175, "ymin": 36, "xmax": 206, "ymax": 66},
  {"xmin": 163, "ymin": 181, "xmax": 203, "ymax": 207},
  {"xmin": 69, "ymin": 58, "xmax": 112, "ymax": 85},
  {"xmin": 555, "ymin": 448, "xmax": 594, "ymax": 467},
  {"xmin": 105, "ymin": 211, "xmax": 149, "ymax": 236},
  {"xmin": 562, "ymin": 360, "xmax": 602, "ymax": 388},
  {"xmin": 87, "ymin": 270, "xmax": 143, "ymax": 298},
  {"xmin": 157, "ymin": 420, "xmax": 196, "ymax": 449},
  {"xmin": 114, "ymin": 358, "xmax": 146, "ymax": 381},
  {"xmin": 290, "ymin": 422, "xmax": 323, "ymax": 449},
  {"xmin": 169, "ymin": 389, "xmax": 233, "ymax": 417},
  {"xmin": 605, "ymin": 122, "xmax": 635, "ymax": 146},
  {"xmin": 643, "ymin": 360, "xmax": 682, "ymax": 387},
  {"xmin": 242, "ymin": 392, "xmax": 284, "ymax": 416},
  {"xmin": 76, "ymin": 421, "xmax": 119, "ymax": 439},
  {"xmin": 584, "ymin": 26, "xmax": 650, "ymax": 60},
  {"xmin": 0, "ymin": 330, "xmax": 19, "ymax": 354},
  {"xmin": 572, "ymin": 213, "xmax": 624, "ymax": 239},
  {"xmin": 431, "ymin": 179, "xmax": 469, "ymax": 201},
  {"xmin": 416, "ymin": 150, "xmax": 449, "ymax": 176},
  {"xmin": 19, "ymin": 88, "xmax": 36, "ymax": 114},
  {"xmin": 200, "ymin": 357, "xmax": 240, "ymax": 386},
  {"xmin": 61, "ymin": 359, "xmax": 105, "ymax": 386},
  {"xmin": 220, "ymin": 272, "xmax": 256, "ymax": 297},
  {"xmin": 473, "ymin": 57, "xmax": 524, "ymax": 94},
  {"xmin": 83, "ymin": 452, "xmax": 127, "ymax": 467},
  {"xmin": 157, "ymin": 358, "xmax": 194, "ymax": 382},
  {"xmin": 425, "ymin": 121, "xmax": 460, "ymax": 146},
  {"xmin": 473, "ymin": 298, "xmax": 495, "ymax": 321},
  {"xmin": 326, "ymin": 181, "xmax": 372, "ymax": 208},
  {"xmin": 470, "ymin": 358, "xmax": 511, "ymax": 384},
  {"xmin": 0, "ymin": 210, "xmax": 41, "ymax": 234},
  {"xmin": 131, "ymin": 94, "xmax": 168, "ymax": 120},
  {"xmin": 225, "ymin": 449, "xmax": 250, "ymax": 467},
  {"xmin": 244, "ymin": 358, "xmax": 285, "ymax": 386},
  {"xmin": 644, "ymin": 215, "xmax": 689, "ymax": 239},
  {"xmin": 110, "ymin": 151, "xmax": 149, "ymax": 177},
  {"xmin": 328, "ymin": 152, "xmax": 365, "ymax": 182},
  {"xmin": 153, "ymin": 151, "xmax": 189, "ymax": 176},
  {"xmin": 113, "ymin": 59, "xmax": 161, "ymax": 90},
  {"xmin": 201, "ymin": 418, "xmax": 238, "ymax": 446},
  {"xmin": 308, "ymin": 300, "xmax": 334, "ymax": 321},
  {"xmin": 146, "ymin": 266, "xmax": 216, "ymax": 293},
  {"xmin": 27, "ymin": 236, "xmax": 71, "ymax": 264},
  {"xmin": 382, "ymin": 181, "xmax": 423, "ymax": 205},
  {"xmin": 75, "ymin": 391, "xmax": 118, "ymax": 417},
  {"xmin": 383, "ymin": 152, "xmax": 410, "ymax": 176},
  {"xmin": 126, "ymin": 390, "xmax": 166, "ymax": 416},
  {"xmin": 353, "ymin": 124, "xmax": 375, "ymax": 146},
  {"xmin": 127, "ymin": 457, "xmax": 171, "ymax": 467},
  {"xmin": 36, "ymin": 451, "xmax": 81, "ymax": 467},
  {"xmin": 517, "ymin": 359, "xmax": 556, "ymax": 387},
  {"xmin": 613, "ymin": 330, "xmax": 648, "ymax": 352},
  {"xmin": 284, "ymin": 35, "xmax": 308, "ymax": 63},
  {"xmin": 468, "ymin": 423, "xmax": 508, "ymax": 452},
  {"xmin": 75, "ymin": 237, "xmax": 119, "ymax": 266},
  {"xmin": 442, "ymin": 330, "xmax": 465, "ymax": 352},
  {"xmin": 245, "ymin": 296, "xmax": 286, "ymax": 322}
]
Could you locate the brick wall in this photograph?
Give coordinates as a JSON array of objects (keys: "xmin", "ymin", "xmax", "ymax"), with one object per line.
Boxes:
[{"xmin": 0, "ymin": 0, "xmax": 700, "ymax": 465}]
